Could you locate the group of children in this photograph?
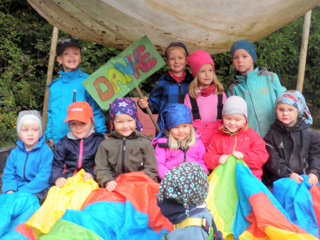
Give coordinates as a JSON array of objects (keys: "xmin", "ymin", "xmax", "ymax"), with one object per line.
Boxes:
[{"xmin": 2, "ymin": 37, "xmax": 320, "ymax": 239}]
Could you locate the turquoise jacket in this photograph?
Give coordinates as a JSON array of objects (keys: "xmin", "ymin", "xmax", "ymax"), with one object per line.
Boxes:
[
  {"xmin": 2, "ymin": 136, "xmax": 53, "ymax": 194},
  {"xmin": 45, "ymin": 68, "xmax": 107, "ymax": 144},
  {"xmin": 227, "ymin": 67, "xmax": 286, "ymax": 138}
]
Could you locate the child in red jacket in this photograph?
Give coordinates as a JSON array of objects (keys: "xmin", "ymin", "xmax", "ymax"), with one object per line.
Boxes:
[{"xmin": 204, "ymin": 96, "xmax": 268, "ymax": 180}]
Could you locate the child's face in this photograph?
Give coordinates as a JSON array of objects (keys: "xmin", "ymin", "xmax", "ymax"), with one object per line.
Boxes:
[
  {"xmin": 232, "ymin": 49, "xmax": 254, "ymax": 75},
  {"xmin": 114, "ymin": 114, "xmax": 136, "ymax": 137},
  {"xmin": 165, "ymin": 47, "xmax": 187, "ymax": 76},
  {"xmin": 57, "ymin": 45, "xmax": 81, "ymax": 72},
  {"xmin": 19, "ymin": 120, "xmax": 41, "ymax": 151},
  {"xmin": 69, "ymin": 119, "xmax": 94, "ymax": 139},
  {"xmin": 197, "ymin": 63, "xmax": 214, "ymax": 88},
  {"xmin": 275, "ymin": 103, "xmax": 298, "ymax": 127},
  {"xmin": 169, "ymin": 123, "xmax": 192, "ymax": 141},
  {"xmin": 223, "ymin": 114, "xmax": 246, "ymax": 133}
]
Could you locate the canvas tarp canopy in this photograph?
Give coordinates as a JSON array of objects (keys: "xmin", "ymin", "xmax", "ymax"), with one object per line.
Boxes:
[{"xmin": 27, "ymin": 0, "xmax": 320, "ymax": 55}]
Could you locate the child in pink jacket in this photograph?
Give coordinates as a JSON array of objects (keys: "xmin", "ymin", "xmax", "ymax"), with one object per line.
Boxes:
[{"xmin": 152, "ymin": 103, "xmax": 209, "ymax": 179}]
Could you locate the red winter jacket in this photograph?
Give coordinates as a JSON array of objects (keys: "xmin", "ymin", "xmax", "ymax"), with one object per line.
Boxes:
[{"xmin": 204, "ymin": 122, "xmax": 268, "ymax": 180}]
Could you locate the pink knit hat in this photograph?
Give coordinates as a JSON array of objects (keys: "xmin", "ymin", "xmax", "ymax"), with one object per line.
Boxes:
[{"xmin": 187, "ymin": 50, "xmax": 215, "ymax": 77}]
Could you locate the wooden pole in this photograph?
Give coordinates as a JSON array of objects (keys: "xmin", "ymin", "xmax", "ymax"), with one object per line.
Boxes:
[
  {"xmin": 135, "ymin": 86, "xmax": 160, "ymax": 133},
  {"xmin": 42, "ymin": 26, "xmax": 59, "ymax": 134},
  {"xmin": 296, "ymin": 10, "xmax": 312, "ymax": 92}
]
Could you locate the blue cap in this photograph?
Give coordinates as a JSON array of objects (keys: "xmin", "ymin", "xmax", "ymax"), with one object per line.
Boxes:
[
  {"xmin": 231, "ymin": 40, "xmax": 257, "ymax": 62},
  {"xmin": 157, "ymin": 104, "xmax": 192, "ymax": 138}
]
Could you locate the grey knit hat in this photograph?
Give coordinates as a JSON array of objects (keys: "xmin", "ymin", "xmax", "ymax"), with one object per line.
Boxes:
[
  {"xmin": 222, "ymin": 96, "xmax": 247, "ymax": 118},
  {"xmin": 16, "ymin": 110, "xmax": 42, "ymax": 137}
]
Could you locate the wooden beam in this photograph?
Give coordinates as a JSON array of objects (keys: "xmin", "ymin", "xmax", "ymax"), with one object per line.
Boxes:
[
  {"xmin": 42, "ymin": 26, "xmax": 59, "ymax": 134},
  {"xmin": 296, "ymin": 10, "xmax": 312, "ymax": 92}
]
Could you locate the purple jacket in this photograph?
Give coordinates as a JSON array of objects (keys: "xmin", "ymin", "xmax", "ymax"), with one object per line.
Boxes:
[{"xmin": 152, "ymin": 137, "xmax": 209, "ymax": 179}]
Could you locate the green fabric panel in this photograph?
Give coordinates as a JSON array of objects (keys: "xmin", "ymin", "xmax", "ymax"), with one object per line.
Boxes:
[
  {"xmin": 213, "ymin": 156, "xmax": 247, "ymax": 233},
  {"xmin": 39, "ymin": 219, "xmax": 103, "ymax": 240}
]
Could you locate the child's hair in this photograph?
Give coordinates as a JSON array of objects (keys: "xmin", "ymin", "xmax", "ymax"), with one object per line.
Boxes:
[
  {"xmin": 109, "ymin": 97, "xmax": 143, "ymax": 131},
  {"xmin": 230, "ymin": 40, "xmax": 257, "ymax": 62},
  {"xmin": 64, "ymin": 101, "xmax": 94, "ymax": 124},
  {"xmin": 187, "ymin": 50, "xmax": 224, "ymax": 98},
  {"xmin": 165, "ymin": 42, "xmax": 189, "ymax": 58},
  {"xmin": 275, "ymin": 90, "xmax": 312, "ymax": 125},
  {"xmin": 168, "ymin": 123, "xmax": 197, "ymax": 150},
  {"xmin": 16, "ymin": 110, "xmax": 42, "ymax": 137},
  {"xmin": 56, "ymin": 37, "xmax": 81, "ymax": 56},
  {"xmin": 222, "ymin": 96, "xmax": 248, "ymax": 118},
  {"xmin": 157, "ymin": 161, "xmax": 209, "ymax": 217}
]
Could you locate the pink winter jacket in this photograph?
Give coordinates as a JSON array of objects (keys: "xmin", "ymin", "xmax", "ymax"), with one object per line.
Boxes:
[{"xmin": 152, "ymin": 137, "xmax": 209, "ymax": 179}]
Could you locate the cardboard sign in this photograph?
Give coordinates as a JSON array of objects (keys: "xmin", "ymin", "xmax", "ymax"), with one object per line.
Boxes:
[{"xmin": 82, "ymin": 36, "xmax": 165, "ymax": 110}]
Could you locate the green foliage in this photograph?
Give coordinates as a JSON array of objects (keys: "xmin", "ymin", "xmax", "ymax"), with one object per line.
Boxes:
[{"xmin": 1, "ymin": 2, "xmax": 320, "ymax": 148}]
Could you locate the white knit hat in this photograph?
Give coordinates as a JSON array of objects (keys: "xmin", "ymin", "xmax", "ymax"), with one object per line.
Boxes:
[
  {"xmin": 222, "ymin": 96, "xmax": 247, "ymax": 118},
  {"xmin": 16, "ymin": 110, "xmax": 42, "ymax": 137}
]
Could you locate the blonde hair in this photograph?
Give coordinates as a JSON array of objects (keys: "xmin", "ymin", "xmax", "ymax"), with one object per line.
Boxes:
[
  {"xmin": 189, "ymin": 73, "xmax": 224, "ymax": 99},
  {"xmin": 168, "ymin": 124, "xmax": 197, "ymax": 150},
  {"xmin": 166, "ymin": 46, "xmax": 187, "ymax": 59}
]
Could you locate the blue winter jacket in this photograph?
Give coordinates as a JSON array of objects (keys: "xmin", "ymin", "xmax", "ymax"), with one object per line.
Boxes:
[
  {"xmin": 44, "ymin": 68, "xmax": 107, "ymax": 145},
  {"xmin": 227, "ymin": 67, "xmax": 286, "ymax": 138},
  {"xmin": 141, "ymin": 71, "xmax": 193, "ymax": 127},
  {"xmin": 2, "ymin": 136, "xmax": 53, "ymax": 194}
]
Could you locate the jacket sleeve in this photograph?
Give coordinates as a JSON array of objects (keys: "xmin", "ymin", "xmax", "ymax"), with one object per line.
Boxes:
[
  {"xmin": 45, "ymin": 89, "xmax": 53, "ymax": 141},
  {"xmin": 264, "ymin": 131, "xmax": 292, "ymax": 178},
  {"xmin": 307, "ymin": 130, "xmax": 320, "ymax": 179},
  {"xmin": 203, "ymin": 137, "xmax": 221, "ymax": 170},
  {"xmin": 1, "ymin": 150, "xmax": 18, "ymax": 193},
  {"xmin": 145, "ymin": 82, "xmax": 163, "ymax": 114},
  {"xmin": 272, "ymin": 73, "xmax": 286, "ymax": 98},
  {"xmin": 196, "ymin": 140, "xmax": 209, "ymax": 174},
  {"xmin": 94, "ymin": 140, "xmax": 113, "ymax": 187},
  {"xmin": 49, "ymin": 142, "xmax": 67, "ymax": 185},
  {"xmin": 86, "ymin": 91, "xmax": 107, "ymax": 135},
  {"xmin": 242, "ymin": 131, "xmax": 269, "ymax": 171},
  {"xmin": 154, "ymin": 144, "xmax": 170, "ymax": 179},
  {"xmin": 18, "ymin": 147, "xmax": 53, "ymax": 194},
  {"xmin": 141, "ymin": 141, "xmax": 158, "ymax": 180}
]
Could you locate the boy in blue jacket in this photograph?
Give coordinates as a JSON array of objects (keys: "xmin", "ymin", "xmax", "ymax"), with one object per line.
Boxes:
[
  {"xmin": 45, "ymin": 37, "xmax": 106, "ymax": 149},
  {"xmin": 2, "ymin": 110, "xmax": 53, "ymax": 203}
]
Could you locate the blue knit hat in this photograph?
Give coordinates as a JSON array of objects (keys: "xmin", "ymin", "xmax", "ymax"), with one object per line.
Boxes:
[
  {"xmin": 109, "ymin": 98, "xmax": 143, "ymax": 131},
  {"xmin": 276, "ymin": 90, "xmax": 312, "ymax": 125},
  {"xmin": 231, "ymin": 40, "xmax": 257, "ymax": 62},
  {"xmin": 157, "ymin": 104, "xmax": 192, "ymax": 138}
]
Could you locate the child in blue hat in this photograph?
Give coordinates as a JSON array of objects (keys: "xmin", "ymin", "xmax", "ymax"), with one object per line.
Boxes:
[
  {"xmin": 152, "ymin": 103, "xmax": 209, "ymax": 179},
  {"xmin": 94, "ymin": 98, "xmax": 158, "ymax": 191},
  {"xmin": 227, "ymin": 40, "xmax": 286, "ymax": 138}
]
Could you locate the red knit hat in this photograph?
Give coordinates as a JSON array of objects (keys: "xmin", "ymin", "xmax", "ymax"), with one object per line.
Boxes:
[
  {"xmin": 187, "ymin": 50, "xmax": 215, "ymax": 77},
  {"xmin": 63, "ymin": 101, "xmax": 93, "ymax": 123}
]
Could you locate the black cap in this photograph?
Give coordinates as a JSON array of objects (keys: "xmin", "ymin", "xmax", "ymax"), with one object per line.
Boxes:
[
  {"xmin": 56, "ymin": 38, "xmax": 81, "ymax": 56},
  {"xmin": 165, "ymin": 42, "xmax": 189, "ymax": 57}
]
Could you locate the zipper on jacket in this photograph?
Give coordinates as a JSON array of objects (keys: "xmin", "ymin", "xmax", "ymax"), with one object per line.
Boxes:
[
  {"xmin": 122, "ymin": 138, "xmax": 126, "ymax": 173},
  {"xmin": 74, "ymin": 139, "xmax": 84, "ymax": 176},
  {"xmin": 181, "ymin": 147, "xmax": 187, "ymax": 162},
  {"xmin": 23, "ymin": 152, "xmax": 30, "ymax": 181},
  {"xmin": 233, "ymin": 135, "xmax": 237, "ymax": 152},
  {"xmin": 178, "ymin": 83, "xmax": 182, "ymax": 103}
]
